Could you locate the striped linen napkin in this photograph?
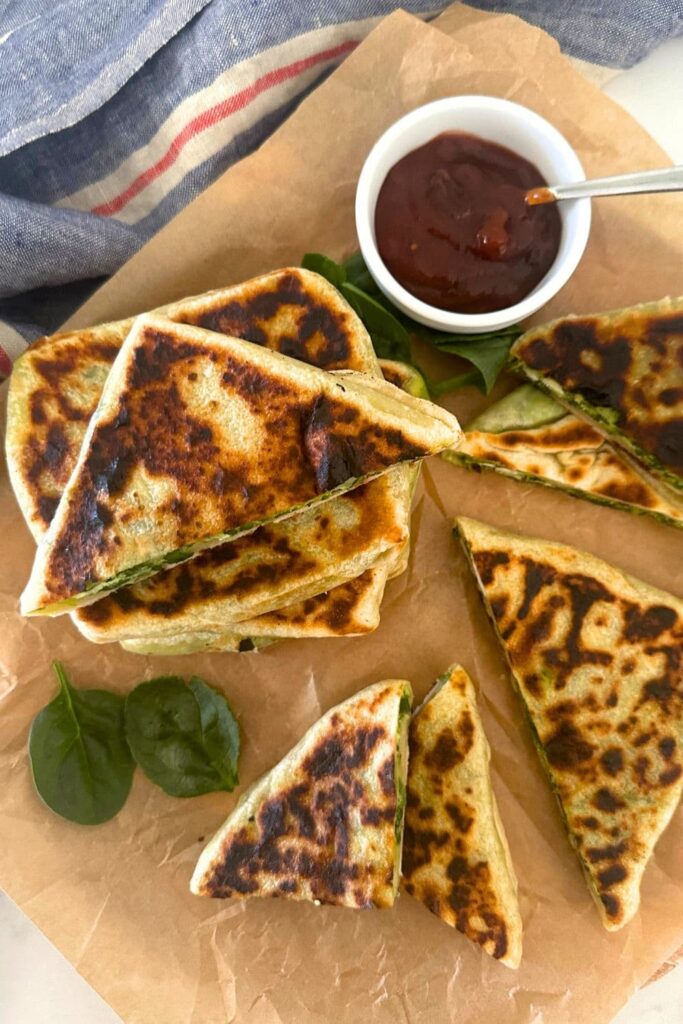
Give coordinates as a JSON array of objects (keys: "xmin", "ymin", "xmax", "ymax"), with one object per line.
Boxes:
[{"xmin": 0, "ymin": 0, "xmax": 681, "ymax": 371}]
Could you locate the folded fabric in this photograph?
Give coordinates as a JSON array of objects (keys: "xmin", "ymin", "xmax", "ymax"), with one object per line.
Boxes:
[{"xmin": 1, "ymin": 0, "xmax": 680, "ymax": 362}]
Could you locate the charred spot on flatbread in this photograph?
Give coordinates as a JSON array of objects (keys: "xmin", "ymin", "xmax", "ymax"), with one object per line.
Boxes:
[
  {"xmin": 193, "ymin": 271, "xmax": 358, "ymax": 370},
  {"xmin": 302, "ymin": 394, "xmax": 427, "ymax": 492}
]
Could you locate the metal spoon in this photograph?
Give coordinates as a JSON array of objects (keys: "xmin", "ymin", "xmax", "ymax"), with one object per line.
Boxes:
[{"xmin": 525, "ymin": 165, "xmax": 683, "ymax": 206}]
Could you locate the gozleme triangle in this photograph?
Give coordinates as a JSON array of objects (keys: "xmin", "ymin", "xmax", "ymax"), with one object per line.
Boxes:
[
  {"xmin": 456, "ymin": 516, "xmax": 683, "ymax": 931},
  {"xmin": 403, "ymin": 664, "xmax": 522, "ymax": 968},
  {"xmin": 191, "ymin": 680, "xmax": 412, "ymax": 908}
]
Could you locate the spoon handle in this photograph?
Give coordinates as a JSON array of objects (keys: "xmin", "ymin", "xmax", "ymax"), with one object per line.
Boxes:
[{"xmin": 551, "ymin": 165, "xmax": 683, "ymax": 201}]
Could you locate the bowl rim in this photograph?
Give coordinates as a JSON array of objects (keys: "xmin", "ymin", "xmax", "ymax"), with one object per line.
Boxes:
[{"xmin": 355, "ymin": 95, "xmax": 592, "ymax": 333}]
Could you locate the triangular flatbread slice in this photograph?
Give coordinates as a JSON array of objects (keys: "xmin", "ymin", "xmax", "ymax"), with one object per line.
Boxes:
[
  {"xmin": 81, "ymin": 366, "xmax": 422, "ymax": 649},
  {"xmin": 446, "ymin": 385, "xmax": 683, "ymax": 530},
  {"xmin": 402, "ymin": 665, "xmax": 522, "ymax": 968},
  {"xmin": 511, "ymin": 297, "xmax": 683, "ymax": 496},
  {"xmin": 22, "ymin": 314, "xmax": 460, "ymax": 615},
  {"xmin": 191, "ymin": 679, "xmax": 413, "ymax": 908},
  {"xmin": 456, "ymin": 516, "xmax": 683, "ymax": 931}
]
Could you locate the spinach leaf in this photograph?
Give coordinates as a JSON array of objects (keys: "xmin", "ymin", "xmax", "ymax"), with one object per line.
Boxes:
[
  {"xmin": 369, "ymin": 331, "xmax": 411, "ymax": 362},
  {"xmin": 342, "ymin": 252, "xmax": 378, "ymax": 294},
  {"xmin": 188, "ymin": 676, "xmax": 240, "ymax": 790},
  {"xmin": 418, "ymin": 324, "xmax": 522, "ymax": 347},
  {"xmin": 124, "ymin": 676, "xmax": 240, "ymax": 797},
  {"xmin": 339, "ymin": 282, "xmax": 411, "ymax": 362},
  {"xmin": 29, "ymin": 662, "xmax": 134, "ymax": 825},
  {"xmin": 301, "ymin": 252, "xmax": 347, "ymax": 289},
  {"xmin": 432, "ymin": 333, "xmax": 519, "ymax": 394}
]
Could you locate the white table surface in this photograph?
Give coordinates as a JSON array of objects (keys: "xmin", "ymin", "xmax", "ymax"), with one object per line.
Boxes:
[{"xmin": 2, "ymin": 32, "xmax": 683, "ymax": 1024}]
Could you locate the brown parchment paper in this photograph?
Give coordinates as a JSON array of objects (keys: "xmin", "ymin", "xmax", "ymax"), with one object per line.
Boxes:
[{"xmin": 2, "ymin": 6, "xmax": 683, "ymax": 1023}]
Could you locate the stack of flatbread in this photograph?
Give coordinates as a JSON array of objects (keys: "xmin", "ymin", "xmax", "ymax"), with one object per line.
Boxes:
[{"xmin": 8, "ymin": 268, "xmax": 461, "ymax": 651}]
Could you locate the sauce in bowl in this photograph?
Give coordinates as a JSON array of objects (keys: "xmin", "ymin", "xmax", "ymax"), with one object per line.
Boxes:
[{"xmin": 374, "ymin": 132, "xmax": 562, "ymax": 315}]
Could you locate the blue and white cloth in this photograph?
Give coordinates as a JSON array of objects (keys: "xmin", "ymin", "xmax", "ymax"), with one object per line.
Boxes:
[{"xmin": 0, "ymin": 0, "xmax": 681, "ymax": 373}]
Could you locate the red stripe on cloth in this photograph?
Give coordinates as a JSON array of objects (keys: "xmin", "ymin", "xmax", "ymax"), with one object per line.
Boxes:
[{"xmin": 92, "ymin": 39, "xmax": 358, "ymax": 217}]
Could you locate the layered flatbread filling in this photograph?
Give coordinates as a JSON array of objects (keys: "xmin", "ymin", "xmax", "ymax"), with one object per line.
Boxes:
[
  {"xmin": 447, "ymin": 384, "xmax": 683, "ymax": 530},
  {"xmin": 511, "ymin": 297, "xmax": 683, "ymax": 496}
]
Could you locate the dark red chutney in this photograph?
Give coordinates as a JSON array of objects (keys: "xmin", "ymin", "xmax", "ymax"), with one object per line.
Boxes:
[{"xmin": 374, "ymin": 132, "xmax": 562, "ymax": 314}]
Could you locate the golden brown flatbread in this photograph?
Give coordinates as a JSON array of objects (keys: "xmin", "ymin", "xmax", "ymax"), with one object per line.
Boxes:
[
  {"xmin": 8, "ymin": 269, "xmax": 417, "ymax": 642},
  {"xmin": 191, "ymin": 680, "xmax": 412, "ymax": 908},
  {"xmin": 457, "ymin": 516, "xmax": 683, "ymax": 931},
  {"xmin": 403, "ymin": 664, "xmax": 522, "ymax": 968}
]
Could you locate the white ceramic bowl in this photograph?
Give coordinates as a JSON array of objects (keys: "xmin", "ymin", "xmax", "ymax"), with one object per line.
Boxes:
[{"xmin": 355, "ymin": 96, "xmax": 591, "ymax": 333}]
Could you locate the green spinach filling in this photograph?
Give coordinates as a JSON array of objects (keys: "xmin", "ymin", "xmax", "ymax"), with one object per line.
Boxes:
[{"xmin": 394, "ymin": 687, "xmax": 412, "ymax": 847}]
